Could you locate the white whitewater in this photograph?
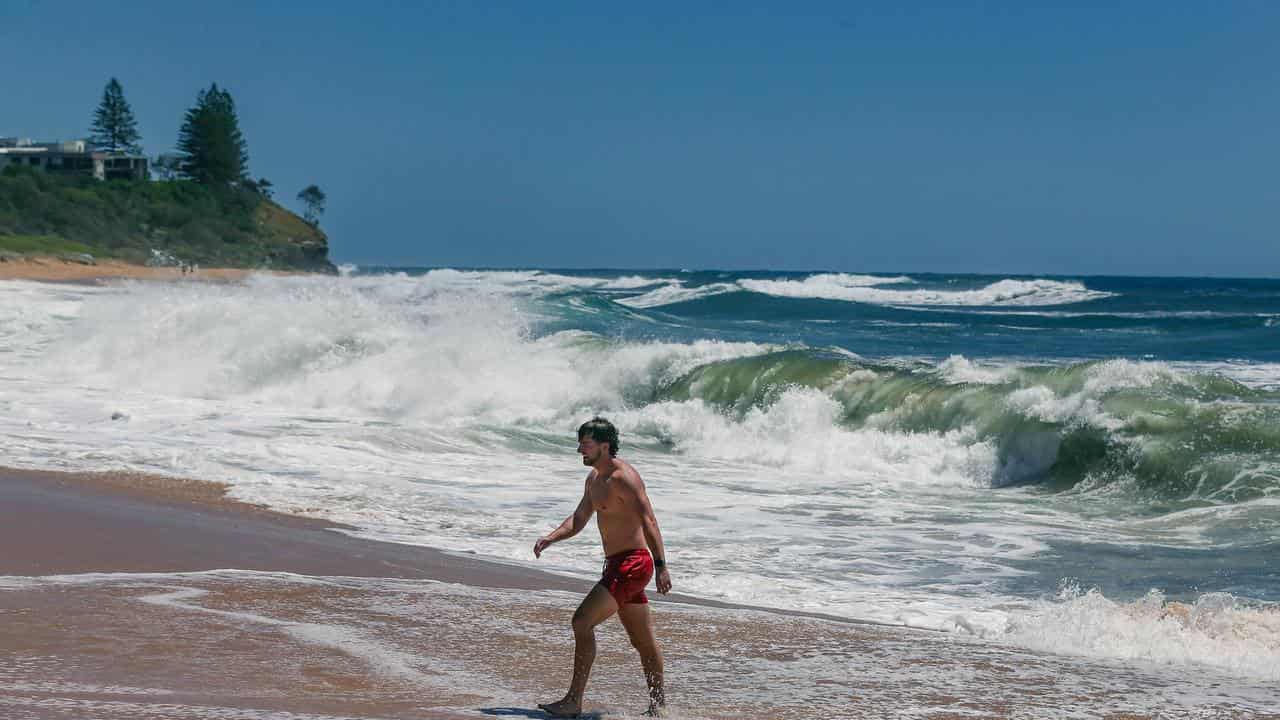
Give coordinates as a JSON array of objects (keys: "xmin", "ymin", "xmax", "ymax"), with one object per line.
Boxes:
[{"xmin": 0, "ymin": 273, "xmax": 1275, "ymax": 683}]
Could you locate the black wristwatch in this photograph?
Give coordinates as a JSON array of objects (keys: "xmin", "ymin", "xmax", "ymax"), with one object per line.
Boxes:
[{"xmin": 654, "ymin": 557, "xmax": 666, "ymax": 569}]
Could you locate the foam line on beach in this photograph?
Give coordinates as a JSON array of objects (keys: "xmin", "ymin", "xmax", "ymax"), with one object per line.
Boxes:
[
  {"xmin": 3, "ymin": 273, "xmax": 1278, "ymax": 704},
  {"xmin": 3, "ymin": 520, "xmax": 1277, "ymax": 716},
  {"xmin": 140, "ymin": 585, "xmax": 435, "ymax": 684}
]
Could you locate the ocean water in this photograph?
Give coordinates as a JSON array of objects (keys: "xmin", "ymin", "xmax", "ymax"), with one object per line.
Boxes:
[{"xmin": 1, "ymin": 268, "xmax": 1278, "ymax": 685}]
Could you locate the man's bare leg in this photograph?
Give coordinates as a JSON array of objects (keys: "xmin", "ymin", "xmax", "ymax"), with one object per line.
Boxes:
[
  {"xmin": 618, "ymin": 601, "xmax": 664, "ymax": 714},
  {"xmin": 539, "ymin": 583, "xmax": 618, "ymax": 717}
]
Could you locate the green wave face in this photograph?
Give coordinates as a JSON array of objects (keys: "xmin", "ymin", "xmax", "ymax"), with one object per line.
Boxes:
[{"xmin": 658, "ymin": 351, "xmax": 1280, "ymax": 505}]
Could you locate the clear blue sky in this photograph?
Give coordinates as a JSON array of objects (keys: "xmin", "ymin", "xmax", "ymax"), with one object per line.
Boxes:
[{"xmin": 4, "ymin": 1, "xmax": 1278, "ymax": 276}]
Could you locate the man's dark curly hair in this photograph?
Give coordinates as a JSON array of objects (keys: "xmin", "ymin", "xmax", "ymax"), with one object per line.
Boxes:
[{"xmin": 577, "ymin": 416, "xmax": 619, "ymax": 457}]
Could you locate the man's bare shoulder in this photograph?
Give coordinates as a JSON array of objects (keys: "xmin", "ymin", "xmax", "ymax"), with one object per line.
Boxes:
[{"xmin": 610, "ymin": 459, "xmax": 644, "ymax": 490}]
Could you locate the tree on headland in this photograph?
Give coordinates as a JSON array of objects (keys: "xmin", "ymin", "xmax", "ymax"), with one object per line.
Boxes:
[
  {"xmin": 297, "ymin": 184, "xmax": 326, "ymax": 226},
  {"xmin": 176, "ymin": 83, "xmax": 249, "ymax": 185},
  {"xmin": 243, "ymin": 177, "xmax": 274, "ymax": 199},
  {"xmin": 89, "ymin": 78, "xmax": 142, "ymax": 153}
]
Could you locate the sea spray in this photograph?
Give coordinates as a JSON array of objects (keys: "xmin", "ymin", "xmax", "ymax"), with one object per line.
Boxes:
[
  {"xmin": 1, "ymin": 269, "xmax": 1278, "ymax": 680},
  {"xmin": 1003, "ymin": 583, "xmax": 1280, "ymax": 681}
]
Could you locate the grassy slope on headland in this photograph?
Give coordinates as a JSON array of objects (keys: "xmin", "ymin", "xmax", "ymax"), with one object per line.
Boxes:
[{"xmin": 0, "ymin": 166, "xmax": 334, "ymax": 273}]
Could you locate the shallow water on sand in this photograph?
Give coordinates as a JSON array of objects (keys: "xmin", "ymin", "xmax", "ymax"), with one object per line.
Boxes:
[
  {"xmin": 1, "ymin": 270, "xmax": 1279, "ymax": 687},
  {"xmin": 0, "ymin": 570, "xmax": 1275, "ymax": 719}
]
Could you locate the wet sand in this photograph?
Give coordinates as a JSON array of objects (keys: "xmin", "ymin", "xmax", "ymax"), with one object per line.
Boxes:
[
  {"xmin": 0, "ymin": 466, "xmax": 577, "ymax": 588},
  {"xmin": 0, "ymin": 256, "xmax": 306, "ymax": 283},
  {"xmin": 1, "ymin": 467, "xmax": 1274, "ymax": 719}
]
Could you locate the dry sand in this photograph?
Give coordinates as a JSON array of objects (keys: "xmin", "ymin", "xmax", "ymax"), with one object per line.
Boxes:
[
  {"xmin": 0, "ymin": 467, "xmax": 1273, "ymax": 719},
  {"xmin": 0, "ymin": 255, "xmax": 306, "ymax": 283}
]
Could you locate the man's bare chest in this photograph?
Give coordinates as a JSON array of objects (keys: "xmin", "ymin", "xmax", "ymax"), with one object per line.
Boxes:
[{"xmin": 588, "ymin": 479, "xmax": 626, "ymax": 514}]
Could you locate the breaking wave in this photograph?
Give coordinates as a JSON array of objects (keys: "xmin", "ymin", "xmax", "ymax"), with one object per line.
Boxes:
[
  {"xmin": 652, "ymin": 351, "xmax": 1280, "ymax": 503},
  {"xmin": 28, "ymin": 274, "xmax": 1277, "ymax": 511},
  {"xmin": 5, "ymin": 270, "xmax": 1280, "ymax": 684},
  {"xmin": 1003, "ymin": 585, "xmax": 1280, "ymax": 681},
  {"xmin": 378, "ymin": 269, "xmax": 1118, "ymax": 310},
  {"xmin": 738, "ymin": 276, "xmax": 1113, "ymax": 306},
  {"xmin": 615, "ymin": 273, "xmax": 1114, "ymax": 309},
  {"xmin": 616, "ymin": 282, "xmax": 739, "ymax": 309}
]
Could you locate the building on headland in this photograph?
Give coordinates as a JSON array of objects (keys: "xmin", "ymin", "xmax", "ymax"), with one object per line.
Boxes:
[{"xmin": 0, "ymin": 136, "xmax": 149, "ymax": 181}]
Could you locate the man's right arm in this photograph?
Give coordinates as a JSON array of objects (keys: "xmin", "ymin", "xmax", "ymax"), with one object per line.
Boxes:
[{"xmin": 534, "ymin": 477, "xmax": 594, "ymax": 558}]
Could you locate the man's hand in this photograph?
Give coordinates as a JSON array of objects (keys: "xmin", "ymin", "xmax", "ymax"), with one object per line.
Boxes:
[
  {"xmin": 656, "ymin": 567, "xmax": 672, "ymax": 594},
  {"xmin": 533, "ymin": 536, "xmax": 552, "ymax": 558}
]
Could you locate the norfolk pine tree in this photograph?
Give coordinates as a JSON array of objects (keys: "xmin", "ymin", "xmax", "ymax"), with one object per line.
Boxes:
[
  {"xmin": 89, "ymin": 78, "xmax": 142, "ymax": 153},
  {"xmin": 176, "ymin": 83, "xmax": 250, "ymax": 185}
]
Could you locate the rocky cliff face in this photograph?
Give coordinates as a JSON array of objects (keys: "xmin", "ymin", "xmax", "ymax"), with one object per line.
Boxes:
[{"xmin": 253, "ymin": 201, "xmax": 335, "ymax": 273}]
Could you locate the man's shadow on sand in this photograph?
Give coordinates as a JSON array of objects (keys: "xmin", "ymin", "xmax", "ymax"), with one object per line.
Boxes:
[{"xmin": 479, "ymin": 708, "xmax": 604, "ymax": 719}]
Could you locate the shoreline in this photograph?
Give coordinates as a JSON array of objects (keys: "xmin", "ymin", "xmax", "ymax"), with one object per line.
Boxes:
[
  {"xmin": 2, "ymin": 466, "xmax": 1276, "ymax": 718},
  {"xmin": 0, "ymin": 464, "xmax": 893, "ymax": 628},
  {"xmin": 0, "ymin": 465, "xmax": 580, "ymax": 591},
  {"xmin": 0, "ymin": 255, "xmax": 313, "ymax": 283}
]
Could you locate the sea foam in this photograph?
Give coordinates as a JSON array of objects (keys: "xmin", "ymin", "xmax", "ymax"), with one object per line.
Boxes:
[
  {"xmin": 1003, "ymin": 585, "xmax": 1280, "ymax": 682},
  {"xmin": 740, "ymin": 276, "xmax": 1114, "ymax": 306},
  {"xmin": 1, "ymin": 271, "xmax": 1276, "ymax": 690}
]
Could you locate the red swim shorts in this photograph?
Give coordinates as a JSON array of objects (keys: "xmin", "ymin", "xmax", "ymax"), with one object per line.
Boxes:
[{"xmin": 600, "ymin": 548, "xmax": 653, "ymax": 605}]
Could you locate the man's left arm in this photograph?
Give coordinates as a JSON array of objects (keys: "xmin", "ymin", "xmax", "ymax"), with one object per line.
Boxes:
[{"xmin": 622, "ymin": 473, "xmax": 672, "ymax": 594}]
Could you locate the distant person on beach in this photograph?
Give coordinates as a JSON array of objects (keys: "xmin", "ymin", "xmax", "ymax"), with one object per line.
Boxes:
[{"xmin": 534, "ymin": 417, "xmax": 672, "ymax": 717}]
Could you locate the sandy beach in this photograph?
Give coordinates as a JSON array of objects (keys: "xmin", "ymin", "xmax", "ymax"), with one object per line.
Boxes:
[
  {"xmin": 2, "ymin": 266, "xmax": 1277, "ymax": 719},
  {"xmin": 1, "ymin": 466, "xmax": 1274, "ymax": 720},
  {"xmin": 7, "ymin": 3, "xmax": 1278, "ymax": 716},
  {"xmin": 0, "ymin": 255, "xmax": 304, "ymax": 283}
]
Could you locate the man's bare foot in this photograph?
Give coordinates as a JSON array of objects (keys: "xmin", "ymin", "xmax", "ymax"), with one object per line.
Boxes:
[
  {"xmin": 537, "ymin": 698, "xmax": 582, "ymax": 718},
  {"xmin": 642, "ymin": 701, "xmax": 665, "ymax": 717}
]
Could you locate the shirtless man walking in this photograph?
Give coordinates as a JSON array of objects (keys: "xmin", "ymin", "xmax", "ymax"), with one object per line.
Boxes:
[{"xmin": 534, "ymin": 417, "xmax": 672, "ymax": 717}]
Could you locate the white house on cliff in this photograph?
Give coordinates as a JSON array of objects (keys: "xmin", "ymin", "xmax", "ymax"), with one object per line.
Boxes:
[{"xmin": 0, "ymin": 137, "xmax": 148, "ymax": 181}]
